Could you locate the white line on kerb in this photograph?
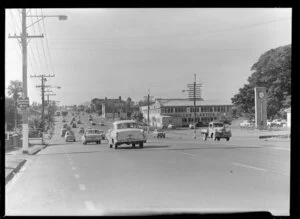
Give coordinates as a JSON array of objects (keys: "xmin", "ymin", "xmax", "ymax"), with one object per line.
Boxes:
[
  {"xmin": 85, "ymin": 201, "xmax": 95, "ymax": 211},
  {"xmin": 74, "ymin": 174, "xmax": 80, "ymax": 179},
  {"xmin": 180, "ymin": 152, "xmax": 199, "ymax": 158},
  {"xmin": 232, "ymin": 162, "xmax": 267, "ymax": 172},
  {"xmin": 79, "ymin": 184, "xmax": 86, "ymax": 191}
]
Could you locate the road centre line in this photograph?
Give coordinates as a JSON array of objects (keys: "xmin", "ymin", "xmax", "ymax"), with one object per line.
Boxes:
[
  {"xmin": 85, "ymin": 201, "xmax": 95, "ymax": 211},
  {"xmin": 79, "ymin": 184, "xmax": 86, "ymax": 191},
  {"xmin": 74, "ymin": 174, "xmax": 80, "ymax": 179},
  {"xmin": 232, "ymin": 162, "xmax": 267, "ymax": 172},
  {"xmin": 72, "ymin": 166, "xmax": 77, "ymax": 170}
]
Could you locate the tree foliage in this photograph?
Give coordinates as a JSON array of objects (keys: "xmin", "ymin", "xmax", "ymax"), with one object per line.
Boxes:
[
  {"xmin": 231, "ymin": 44, "xmax": 291, "ymax": 119},
  {"xmin": 131, "ymin": 111, "xmax": 144, "ymax": 122}
]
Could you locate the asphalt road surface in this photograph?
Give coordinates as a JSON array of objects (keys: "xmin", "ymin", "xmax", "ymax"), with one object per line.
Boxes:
[{"xmin": 5, "ymin": 113, "xmax": 290, "ymax": 216}]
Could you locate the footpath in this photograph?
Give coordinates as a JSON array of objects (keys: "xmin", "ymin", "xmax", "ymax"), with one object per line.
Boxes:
[{"xmin": 5, "ymin": 138, "xmax": 49, "ymax": 185}]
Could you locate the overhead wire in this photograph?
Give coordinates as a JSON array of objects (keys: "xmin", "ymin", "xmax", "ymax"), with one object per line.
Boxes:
[
  {"xmin": 41, "ymin": 8, "xmax": 54, "ymax": 74},
  {"xmin": 28, "ymin": 9, "xmax": 42, "ymax": 74},
  {"xmin": 35, "ymin": 9, "xmax": 50, "ymax": 74}
]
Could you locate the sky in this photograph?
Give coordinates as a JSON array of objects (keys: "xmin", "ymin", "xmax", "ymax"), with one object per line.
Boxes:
[{"xmin": 5, "ymin": 8, "xmax": 292, "ymax": 106}]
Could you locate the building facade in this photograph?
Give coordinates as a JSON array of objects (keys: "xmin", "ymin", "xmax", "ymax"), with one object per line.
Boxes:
[
  {"xmin": 101, "ymin": 96, "xmax": 128, "ymax": 120},
  {"xmin": 140, "ymin": 98, "xmax": 233, "ymax": 127}
]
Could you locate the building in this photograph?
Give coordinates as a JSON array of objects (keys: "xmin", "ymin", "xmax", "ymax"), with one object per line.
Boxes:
[
  {"xmin": 140, "ymin": 98, "xmax": 233, "ymax": 127},
  {"xmin": 101, "ymin": 96, "xmax": 128, "ymax": 120}
]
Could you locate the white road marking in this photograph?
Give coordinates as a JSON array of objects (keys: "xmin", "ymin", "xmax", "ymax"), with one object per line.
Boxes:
[
  {"xmin": 232, "ymin": 162, "xmax": 267, "ymax": 172},
  {"xmin": 72, "ymin": 166, "xmax": 77, "ymax": 170},
  {"xmin": 180, "ymin": 152, "xmax": 200, "ymax": 158},
  {"xmin": 85, "ymin": 201, "xmax": 95, "ymax": 211},
  {"xmin": 79, "ymin": 184, "xmax": 86, "ymax": 191},
  {"xmin": 74, "ymin": 174, "xmax": 80, "ymax": 179}
]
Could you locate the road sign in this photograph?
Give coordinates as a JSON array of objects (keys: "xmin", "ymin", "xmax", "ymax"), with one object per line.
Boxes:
[{"xmin": 17, "ymin": 97, "xmax": 29, "ymax": 108}]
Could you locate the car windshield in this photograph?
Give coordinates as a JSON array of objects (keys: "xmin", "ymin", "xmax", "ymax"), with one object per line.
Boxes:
[
  {"xmin": 86, "ymin": 129, "xmax": 100, "ymax": 134},
  {"xmin": 116, "ymin": 123, "xmax": 139, "ymax": 129}
]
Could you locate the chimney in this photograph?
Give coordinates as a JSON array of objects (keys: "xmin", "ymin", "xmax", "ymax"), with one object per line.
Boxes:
[{"xmin": 119, "ymin": 96, "xmax": 121, "ymax": 101}]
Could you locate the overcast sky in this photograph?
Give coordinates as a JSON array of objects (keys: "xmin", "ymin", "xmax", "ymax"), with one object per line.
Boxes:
[{"xmin": 5, "ymin": 8, "xmax": 291, "ymax": 106}]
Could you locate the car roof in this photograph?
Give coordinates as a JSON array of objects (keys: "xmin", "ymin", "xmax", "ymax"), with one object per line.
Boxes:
[{"xmin": 113, "ymin": 120, "xmax": 137, "ymax": 125}]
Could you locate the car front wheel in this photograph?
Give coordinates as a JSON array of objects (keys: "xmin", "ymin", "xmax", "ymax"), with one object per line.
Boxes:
[
  {"xmin": 132, "ymin": 143, "xmax": 136, "ymax": 148},
  {"xmin": 114, "ymin": 143, "xmax": 118, "ymax": 149}
]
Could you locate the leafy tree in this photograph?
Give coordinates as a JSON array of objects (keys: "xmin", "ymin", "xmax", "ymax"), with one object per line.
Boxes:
[
  {"xmin": 131, "ymin": 111, "xmax": 144, "ymax": 122},
  {"xmin": 231, "ymin": 44, "xmax": 291, "ymax": 119},
  {"xmin": 7, "ymin": 80, "xmax": 23, "ymax": 131}
]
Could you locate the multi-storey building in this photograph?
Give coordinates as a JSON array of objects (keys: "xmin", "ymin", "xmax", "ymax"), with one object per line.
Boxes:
[{"xmin": 140, "ymin": 98, "xmax": 233, "ymax": 127}]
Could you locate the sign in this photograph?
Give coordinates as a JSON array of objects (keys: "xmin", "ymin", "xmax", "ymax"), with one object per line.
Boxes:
[
  {"xmin": 254, "ymin": 87, "xmax": 267, "ymax": 129},
  {"xmin": 17, "ymin": 97, "xmax": 29, "ymax": 108}
]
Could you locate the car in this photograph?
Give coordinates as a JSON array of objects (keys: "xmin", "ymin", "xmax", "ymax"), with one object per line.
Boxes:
[
  {"xmin": 82, "ymin": 128, "xmax": 102, "ymax": 145},
  {"xmin": 153, "ymin": 129, "xmax": 165, "ymax": 138},
  {"xmin": 77, "ymin": 120, "xmax": 82, "ymax": 124},
  {"xmin": 201, "ymin": 122, "xmax": 232, "ymax": 141},
  {"xmin": 167, "ymin": 124, "xmax": 176, "ymax": 129},
  {"xmin": 240, "ymin": 120, "xmax": 255, "ymax": 128},
  {"xmin": 99, "ymin": 122, "xmax": 105, "ymax": 126},
  {"xmin": 89, "ymin": 118, "xmax": 93, "ymax": 122},
  {"xmin": 78, "ymin": 127, "xmax": 85, "ymax": 134},
  {"xmin": 98, "ymin": 129, "xmax": 106, "ymax": 140},
  {"xmin": 62, "ymin": 119, "xmax": 66, "ymax": 123},
  {"xmin": 60, "ymin": 128, "xmax": 67, "ymax": 137},
  {"xmin": 72, "ymin": 123, "xmax": 77, "ymax": 128},
  {"xmin": 106, "ymin": 120, "xmax": 147, "ymax": 149},
  {"xmin": 189, "ymin": 123, "xmax": 195, "ymax": 129},
  {"xmin": 91, "ymin": 121, "xmax": 96, "ymax": 126},
  {"xmin": 65, "ymin": 130, "xmax": 76, "ymax": 142}
]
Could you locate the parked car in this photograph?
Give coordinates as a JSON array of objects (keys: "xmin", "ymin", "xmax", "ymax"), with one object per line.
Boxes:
[
  {"xmin": 77, "ymin": 120, "xmax": 83, "ymax": 124},
  {"xmin": 65, "ymin": 130, "xmax": 76, "ymax": 142},
  {"xmin": 201, "ymin": 122, "xmax": 231, "ymax": 141},
  {"xmin": 99, "ymin": 122, "xmax": 105, "ymax": 126},
  {"xmin": 98, "ymin": 129, "xmax": 106, "ymax": 140},
  {"xmin": 153, "ymin": 129, "xmax": 165, "ymax": 138},
  {"xmin": 89, "ymin": 118, "xmax": 93, "ymax": 122},
  {"xmin": 240, "ymin": 120, "xmax": 255, "ymax": 128},
  {"xmin": 82, "ymin": 128, "xmax": 102, "ymax": 145},
  {"xmin": 167, "ymin": 124, "xmax": 176, "ymax": 129},
  {"xmin": 106, "ymin": 120, "xmax": 147, "ymax": 149},
  {"xmin": 62, "ymin": 119, "xmax": 66, "ymax": 123},
  {"xmin": 72, "ymin": 123, "xmax": 77, "ymax": 128},
  {"xmin": 61, "ymin": 128, "xmax": 67, "ymax": 137},
  {"xmin": 78, "ymin": 127, "xmax": 84, "ymax": 134},
  {"xmin": 189, "ymin": 123, "xmax": 195, "ymax": 129},
  {"xmin": 91, "ymin": 121, "xmax": 96, "ymax": 126}
]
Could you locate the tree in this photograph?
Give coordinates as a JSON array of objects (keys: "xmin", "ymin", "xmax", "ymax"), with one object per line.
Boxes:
[
  {"xmin": 131, "ymin": 111, "xmax": 144, "ymax": 122},
  {"xmin": 231, "ymin": 44, "xmax": 291, "ymax": 119},
  {"xmin": 7, "ymin": 80, "xmax": 23, "ymax": 131}
]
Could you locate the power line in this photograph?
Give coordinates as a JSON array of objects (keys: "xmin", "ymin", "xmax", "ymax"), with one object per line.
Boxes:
[
  {"xmin": 28, "ymin": 9, "xmax": 42, "ymax": 74},
  {"xmin": 41, "ymin": 9, "xmax": 54, "ymax": 74},
  {"xmin": 35, "ymin": 9, "xmax": 49, "ymax": 74},
  {"xmin": 32, "ymin": 9, "xmax": 45, "ymax": 74}
]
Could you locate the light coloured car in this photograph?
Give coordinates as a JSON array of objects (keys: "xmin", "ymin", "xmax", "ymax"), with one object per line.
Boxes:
[
  {"xmin": 153, "ymin": 129, "xmax": 165, "ymax": 138},
  {"xmin": 106, "ymin": 120, "xmax": 147, "ymax": 149},
  {"xmin": 240, "ymin": 120, "xmax": 254, "ymax": 128},
  {"xmin": 65, "ymin": 130, "xmax": 76, "ymax": 142},
  {"xmin": 82, "ymin": 128, "xmax": 102, "ymax": 145},
  {"xmin": 78, "ymin": 127, "xmax": 84, "ymax": 134},
  {"xmin": 60, "ymin": 128, "xmax": 67, "ymax": 137},
  {"xmin": 167, "ymin": 124, "xmax": 176, "ymax": 129},
  {"xmin": 189, "ymin": 123, "xmax": 195, "ymax": 129}
]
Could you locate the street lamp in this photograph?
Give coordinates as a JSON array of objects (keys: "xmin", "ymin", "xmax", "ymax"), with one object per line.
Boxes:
[{"xmin": 26, "ymin": 14, "xmax": 68, "ymax": 29}]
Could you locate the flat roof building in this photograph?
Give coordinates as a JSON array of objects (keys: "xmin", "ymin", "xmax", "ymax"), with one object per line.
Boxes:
[{"xmin": 140, "ymin": 98, "xmax": 233, "ymax": 127}]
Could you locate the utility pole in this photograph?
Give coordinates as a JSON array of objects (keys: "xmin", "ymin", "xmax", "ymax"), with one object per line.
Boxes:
[
  {"xmin": 31, "ymin": 74, "xmax": 55, "ymax": 144},
  {"xmin": 143, "ymin": 89, "xmax": 153, "ymax": 133},
  {"xmin": 186, "ymin": 74, "xmax": 202, "ymax": 139},
  {"xmin": 8, "ymin": 9, "xmax": 67, "ymax": 153},
  {"xmin": 8, "ymin": 9, "xmax": 44, "ymax": 153}
]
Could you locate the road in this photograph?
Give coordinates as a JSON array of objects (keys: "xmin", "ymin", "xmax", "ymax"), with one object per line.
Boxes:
[{"xmin": 5, "ymin": 112, "xmax": 290, "ymax": 216}]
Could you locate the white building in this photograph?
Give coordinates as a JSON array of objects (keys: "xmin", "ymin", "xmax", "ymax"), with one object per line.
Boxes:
[{"xmin": 140, "ymin": 98, "xmax": 233, "ymax": 127}]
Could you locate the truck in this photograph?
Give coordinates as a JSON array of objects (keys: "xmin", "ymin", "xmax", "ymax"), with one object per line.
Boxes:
[{"xmin": 201, "ymin": 121, "xmax": 232, "ymax": 141}]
